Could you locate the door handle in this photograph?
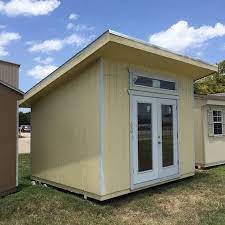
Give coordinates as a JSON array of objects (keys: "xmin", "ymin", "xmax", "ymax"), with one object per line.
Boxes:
[{"xmin": 158, "ymin": 141, "xmax": 162, "ymax": 144}]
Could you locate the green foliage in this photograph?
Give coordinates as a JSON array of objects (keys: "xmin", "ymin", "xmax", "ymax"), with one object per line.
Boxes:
[
  {"xmin": 194, "ymin": 60, "xmax": 225, "ymax": 94},
  {"xmin": 19, "ymin": 112, "xmax": 30, "ymax": 126}
]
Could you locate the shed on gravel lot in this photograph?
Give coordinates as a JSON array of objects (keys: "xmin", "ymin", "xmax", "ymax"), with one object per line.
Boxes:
[
  {"xmin": 0, "ymin": 60, "xmax": 23, "ymax": 197},
  {"xmin": 20, "ymin": 30, "xmax": 217, "ymax": 201}
]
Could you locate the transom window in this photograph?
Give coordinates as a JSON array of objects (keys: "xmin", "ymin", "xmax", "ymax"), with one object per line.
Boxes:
[
  {"xmin": 213, "ymin": 110, "xmax": 223, "ymax": 135},
  {"xmin": 133, "ymin": 75, "xmax": 176, "ymax": 91}
]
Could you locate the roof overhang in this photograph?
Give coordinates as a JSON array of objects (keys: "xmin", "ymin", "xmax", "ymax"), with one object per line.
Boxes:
[
  {"xmin": 20, "ymin": 30, "xmax": 218, "ymax": 107},
  {"xmin": 195, "ymin": 94, "xmax": 225, "ymax": 106},
  {"xmin": 0, "ymin": 80, "xmax": 24, "ymax": 96}
]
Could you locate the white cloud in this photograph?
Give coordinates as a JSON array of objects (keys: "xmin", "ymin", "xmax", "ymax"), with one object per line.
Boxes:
[
  {"xmin": 34, "ymin": 56, "xmax": 54, "ymax": 64},
  {"xmin": 0, "ymin": 31, "xmax": 21, "ymax": 56},
  {"xmin": 28, "ymin": 39, "xmax": 64, "ymax": 53},
  {"xmin": 69, "ymin": 13, "xmax": 79, "ymax": 20},
  {"xmin": 66, "ymin": 23, "xmax": 95, "ymax": 32},
  {"xmin": 0, "ymin": 0, "xmax": 60, "ymax": 17},
  {"xmin": 28, "ymin": 33, "xmax": 94, "ymax": 53},
  {"xmin": 66, "ymin": 22, "xmax": 74, "ymax": 30},
  {"xmin": 64, "ymin": 33, "xmax": 90, "ymax": 46},
  {"xmin": 27, "ymin": 64, "xmax": 57, "ymax": 79},
  {"xmin": 74, "ymin": 24, "xmax": 95, "ymax": 32},
  {"xmin": 149, "ymin": 21, "xmax": 225, "ymax": 52}
]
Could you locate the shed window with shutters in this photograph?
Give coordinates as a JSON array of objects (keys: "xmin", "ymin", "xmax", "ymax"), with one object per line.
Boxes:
[
  {"xmin": 208, "ymin": 108, "xmax": 225, "ymax": 136},
  {"xmin": 213, "ymin": 110, "xmax": 223, "ymax": 135}
]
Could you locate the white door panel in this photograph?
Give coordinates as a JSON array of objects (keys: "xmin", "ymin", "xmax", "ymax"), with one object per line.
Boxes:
[
  {"xmin": 131, "ymin": 95, "xmax": 158, "ymax": 184},
  {"xmin": 131, "ymin": 95, "xmax": 179, "ymax": 186},
  {"xmin": 158, "ymin": 99, "xmax": 178, "ymax": 178}
]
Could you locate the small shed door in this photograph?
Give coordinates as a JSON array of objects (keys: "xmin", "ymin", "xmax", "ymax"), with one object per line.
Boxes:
[{"xmin": 131, "ymin": 95, "xmax": 179, "ymax": 187}]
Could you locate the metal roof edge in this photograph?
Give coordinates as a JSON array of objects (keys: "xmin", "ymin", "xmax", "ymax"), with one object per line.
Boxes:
[{"xmin": 0, "ymin": 60, "xmax": 20, "ymax": 67}]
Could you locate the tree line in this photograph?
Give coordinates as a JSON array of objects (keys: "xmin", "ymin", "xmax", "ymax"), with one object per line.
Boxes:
[
  {"xmin": 194, "ymin": 60, "xmax": 225, "ymax": 94},
  {"xmin": 19, "ymin": 112, "xmax": 30, "ymax": 126}
]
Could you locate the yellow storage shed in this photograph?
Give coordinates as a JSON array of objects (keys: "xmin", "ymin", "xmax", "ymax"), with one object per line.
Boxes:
[
  {"xmin": 194, "ymin": 93, "xmax": 225, "ymax": 168},
  {"xmin": 20, "ymin": 30, "xmax": 217, "ymax": 201}
]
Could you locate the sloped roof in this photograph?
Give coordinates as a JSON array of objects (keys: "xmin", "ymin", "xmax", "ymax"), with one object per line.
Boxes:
[
  {"xmin": 20, "ymin": 30, "xmax": 218, "ymax": 107},
  {"xmin": 195, "ymin": 93, "xmax": 225, "ymax": 102}
]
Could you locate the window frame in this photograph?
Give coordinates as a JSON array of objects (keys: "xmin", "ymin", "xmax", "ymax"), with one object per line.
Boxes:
[
  {"xmin": 213, "ymin": 110, "xmax": 223, "ymax": 136},
  {"xmin": 129, "ymin": 71, "xmax": 178, "ymax": 96}
]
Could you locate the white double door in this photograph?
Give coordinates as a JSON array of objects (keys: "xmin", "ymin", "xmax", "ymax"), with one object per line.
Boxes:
[{"xmin": 131, "ymin": 95, "xmax": 179, "ymax": 185}]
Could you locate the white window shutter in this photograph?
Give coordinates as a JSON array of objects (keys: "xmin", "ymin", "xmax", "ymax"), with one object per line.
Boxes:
[
  {"xmin": 222, "ymin": 109, "xmax": 225, "ymax": 136},
  {"xmin": 207, "ymin": 109, "xmax": 214, "ymax": 137}
]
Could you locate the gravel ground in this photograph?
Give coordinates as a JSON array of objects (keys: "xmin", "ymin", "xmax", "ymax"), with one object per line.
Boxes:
[{"xmin": 19, "ymin": 132, "xmax": 30, "ymax": 154}]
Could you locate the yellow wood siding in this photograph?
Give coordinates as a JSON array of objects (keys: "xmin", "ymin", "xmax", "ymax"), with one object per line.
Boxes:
[
  {"xmin": 104, "ymin": 60, "xmax": 130, "ymax": 194},
  {"xmin": 0, "ymin": 61, "xmax": 19, "ymax": 88},
  {"xmin": 103, "ymin": 58, "xmax": 195, "ymax": 195},
  {"xmin": 31, "ymin": 62, "xmax": 100, "ymax": 195},
  {"xmin": 194, "ymin": 98, "xmax": 205, "ymax": 165}
]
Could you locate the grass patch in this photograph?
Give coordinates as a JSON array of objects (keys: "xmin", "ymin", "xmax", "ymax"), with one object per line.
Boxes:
[{"xmin": 1, "ymin": 154, "xmax": 225, "ymax": 225}]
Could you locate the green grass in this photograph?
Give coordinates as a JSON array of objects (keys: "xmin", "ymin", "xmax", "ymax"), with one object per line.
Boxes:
[{"xmin": 1, "ymin": 155, "xmax": 225, "ymax": 225}]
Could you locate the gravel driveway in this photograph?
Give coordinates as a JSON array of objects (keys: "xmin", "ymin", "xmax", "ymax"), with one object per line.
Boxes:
[{"xmin": 19, "ymin": 132, "xmax": 30, "ymax": 154}]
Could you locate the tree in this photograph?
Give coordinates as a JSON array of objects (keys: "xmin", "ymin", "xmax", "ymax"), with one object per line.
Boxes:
[
  {"xmin": 19, "ymin": 112, "xmax": 30, "ymax": 126},
  {"xmin": 194, "ymin": 60, "xmax": 225, "ymax": 94}
]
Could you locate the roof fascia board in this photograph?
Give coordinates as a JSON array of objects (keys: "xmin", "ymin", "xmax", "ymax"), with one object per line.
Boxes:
[{"xmin": 195, "ymin": 94, "xmax": 225, "ymax": 102}]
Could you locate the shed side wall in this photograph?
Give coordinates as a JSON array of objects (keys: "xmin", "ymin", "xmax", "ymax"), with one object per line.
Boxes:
[
  {"xmin": 0, "ymin": 84, "xmax": 21, "ymax": 196},
  {"xmin": 103, "ymin": 58, "xmax": 195, "ymax": 195},
  {"xmin": 31, "ymin": 62, "xmax": 100, "ymax": 194},
  {"xmin": 194, "ymin": 98, "xmax": 205, "ymax": 165}
]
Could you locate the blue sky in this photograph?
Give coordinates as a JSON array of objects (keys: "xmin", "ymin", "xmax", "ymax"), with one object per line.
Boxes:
[{"xmin": 1, "ymin": 0, "xmax": 225, "ymax": 92}]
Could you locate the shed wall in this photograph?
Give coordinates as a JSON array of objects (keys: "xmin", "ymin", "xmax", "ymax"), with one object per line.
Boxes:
[
  {"xmin": 31, "ymin": 62, "xmax": 101, "ymax": 195},
  {"xmin": 103, "ymin": 58, "xmax": 195, "ymax": 195},
  {"xmin": 0, "ymin": 61, "xmax": 19, "ymax": 88},
  {"xmin": 194, "ymin": 98, "xmax": 205, "ymax": 165},
  {"xmin": 203, "ymin": 105, "xmax": 225, "ymax": 165},
  {"xmin": 0, "ymin": 84, "xmax": 21, "ymax": 196}
]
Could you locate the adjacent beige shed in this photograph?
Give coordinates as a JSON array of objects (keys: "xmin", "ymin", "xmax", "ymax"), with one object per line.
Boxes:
[
  {"xmin": 20, "ymin": 30, "xmax": 217, "ymax": 201},
  {"xmin": 195, "ymin": 93, "xmax": 225, "ymax": 168}
]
